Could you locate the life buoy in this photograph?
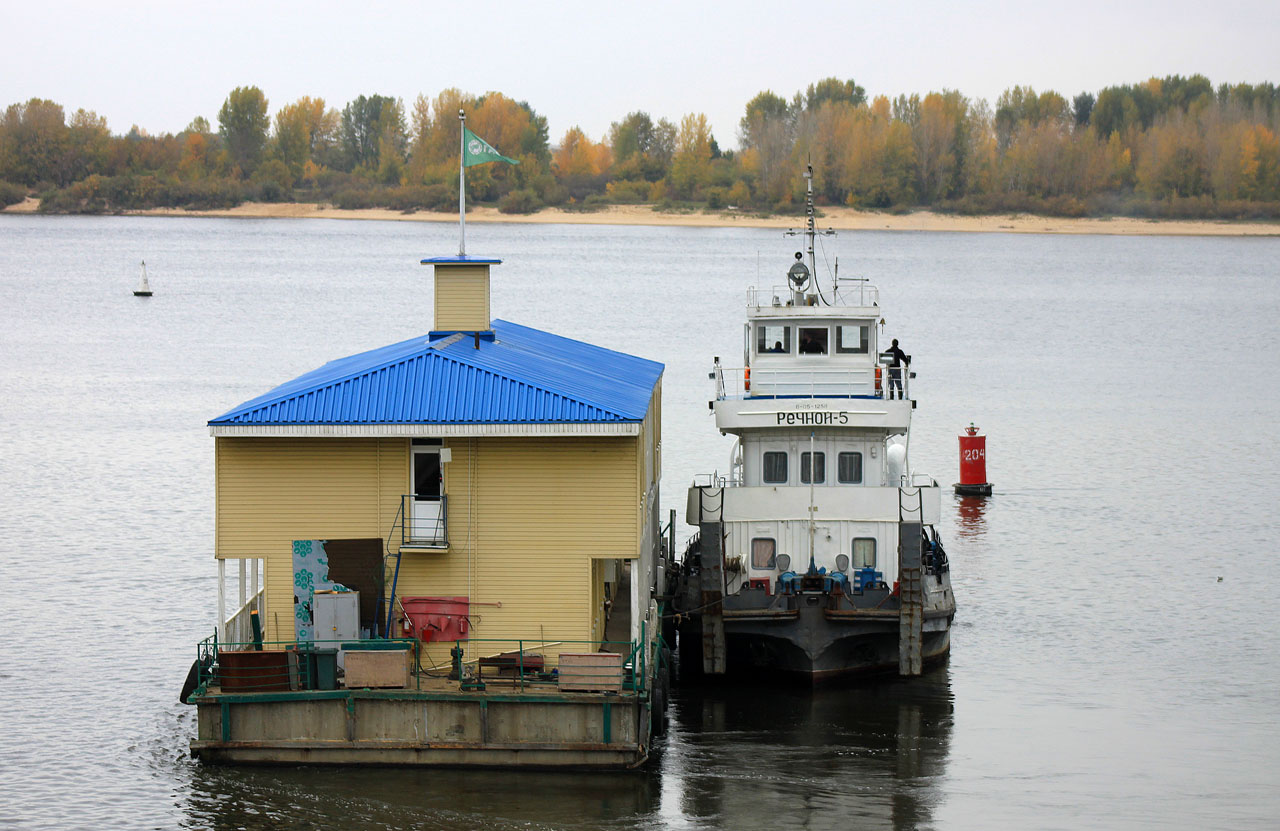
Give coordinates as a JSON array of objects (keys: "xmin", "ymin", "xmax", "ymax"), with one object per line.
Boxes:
[
  {"xmin": 744, "ymin": 366, "xmax": 751, "ymax": 392},
  {"xmin": 874, "ymin": 366, "xmax": 882, "ymax": 392}
]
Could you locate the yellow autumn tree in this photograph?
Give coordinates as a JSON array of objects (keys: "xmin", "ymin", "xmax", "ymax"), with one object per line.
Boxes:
[{"xmin": 668, "ymin": 113, "xmax": 713, "ymax": 198}]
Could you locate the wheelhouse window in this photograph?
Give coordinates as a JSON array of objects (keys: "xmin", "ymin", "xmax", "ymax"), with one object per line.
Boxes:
[
  {"xmin": 751, "ymin": 538, "xmax": 776, "ymax": 569},
  {"xmin": 836, "ymin": 324, "xmax": 870, "ymax": 354},
  {"xmin": 798, "ymin": 327, "xmax": 829, "ymax": 355},
  {"xmin": 800, "ymin": 451, "xmax": 826, "ymax": 484},
  {"xmin": 763, "ymin": 451, "xmax": 788, "ymax": 484},
  {"xmin": 756, "ymin": 324, "xmax": 791, "ymax": 355},
  {"xmin": 853, "ymin": 538, "xmax": 876, "ymax": 569},
  {"xmin": 837, "ymin": 451, "xmax": 863, "ymax": 484}
]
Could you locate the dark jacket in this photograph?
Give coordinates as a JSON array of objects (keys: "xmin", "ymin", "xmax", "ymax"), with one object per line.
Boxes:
[{"xmin": 886, "ymin": 344, "xmax": 910, "ymax": 368}]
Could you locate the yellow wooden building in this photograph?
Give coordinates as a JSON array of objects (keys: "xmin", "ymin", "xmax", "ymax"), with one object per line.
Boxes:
[{"xmin": 208, "ymin": 256, "xmax": 664, "ymax": 661}]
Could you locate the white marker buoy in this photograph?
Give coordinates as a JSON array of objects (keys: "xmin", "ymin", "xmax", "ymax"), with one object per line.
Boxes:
[{"xmin": 133, "ymin": 260, "xmax": 153, "ymax": 297}]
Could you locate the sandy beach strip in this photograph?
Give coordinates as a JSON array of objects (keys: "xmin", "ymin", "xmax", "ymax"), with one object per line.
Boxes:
[{"xmin": 4, "ymin": 197, "xmax": 1278, "ymax": 236}]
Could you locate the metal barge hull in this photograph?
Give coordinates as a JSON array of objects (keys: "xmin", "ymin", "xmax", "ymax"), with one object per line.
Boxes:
[
  {"xmin": 678, "ymin": 604, "xmax": 952, "ymax": 683},
  {"xmin": 190, "ymin": 687, "xmax": 653, "ymax": 769}
]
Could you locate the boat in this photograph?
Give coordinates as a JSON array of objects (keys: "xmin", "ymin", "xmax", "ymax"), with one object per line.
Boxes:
[
  {"xmin": 133, "ymin": 260, "xmax": 152, "ymax": 296},
  {"xmin": 670, "ymin": 163, "xmax": 955, "ymax": 682}
]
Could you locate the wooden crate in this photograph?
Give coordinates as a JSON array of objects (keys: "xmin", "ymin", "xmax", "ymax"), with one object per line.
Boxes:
[
  {"xmin": 558, "ymin": 652, "xmax": 624, "ymax": 692},
  {"xmin": 218, "ymin": 649, "xmax": 294, "ymax": 692},
  {"xmin": 343, "ymin": 649, "xmax": 412, "ymax": 689}
]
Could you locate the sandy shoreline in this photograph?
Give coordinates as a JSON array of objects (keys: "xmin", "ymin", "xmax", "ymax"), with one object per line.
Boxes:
[{"xmin": 4, "ymin": 196, "xmax": 1278, "ymax": 236}]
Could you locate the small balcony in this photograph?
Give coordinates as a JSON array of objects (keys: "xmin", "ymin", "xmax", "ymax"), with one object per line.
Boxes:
[{"xmin": 402, "ymin": 494, "xmax": 448, "ymax": 549}]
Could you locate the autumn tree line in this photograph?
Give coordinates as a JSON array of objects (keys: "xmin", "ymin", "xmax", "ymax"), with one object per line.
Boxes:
[{"xmin": 1, "ymin": 75, "xmax": 1277, "ymax": 219}]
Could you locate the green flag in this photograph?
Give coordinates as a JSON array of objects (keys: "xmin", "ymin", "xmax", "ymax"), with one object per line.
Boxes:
[{"xmin": 462, "ymin": 127, "xmax": 519, "ymax": 167}]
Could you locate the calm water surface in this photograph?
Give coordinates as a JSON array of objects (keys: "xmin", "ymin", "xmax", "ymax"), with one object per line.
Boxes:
[{"xmin": 1, "ymin": 215, "xmax": 1278, "ymax": 830}]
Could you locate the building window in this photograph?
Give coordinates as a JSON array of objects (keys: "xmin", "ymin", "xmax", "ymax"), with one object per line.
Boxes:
[
  {"xmin": 798, "ymin": 327, "xmax": 829, "ymax": 355},
  {"xmin": 800, "ymin": 451, "xmax": 826, "ymax": 484},
  {"xmin": 751, "ymin": 538, "xmax": 776, "ymax": 569},
  {"xmin": 836, "ymin": 324, "xmax": 869, "ymax": 354},
  {"xmin": 756, "ymin": 324, "xmax": 791, "ymax": 355},
  {"xmin": 763, "ymin": 451, "xmax": 788, "ymax": 483},
  {"xmin": 853, "ymin": 538, "xmax": 876, "ymax": 569},
  {"xmin": 837, "ymin": 451, "xmax": 863, "ymax": 484}
]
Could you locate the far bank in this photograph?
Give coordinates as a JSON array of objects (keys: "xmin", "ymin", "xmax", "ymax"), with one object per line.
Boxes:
[{"xmin": 4, "ymin": 198, "xmax": 1278, "ymax": 237}]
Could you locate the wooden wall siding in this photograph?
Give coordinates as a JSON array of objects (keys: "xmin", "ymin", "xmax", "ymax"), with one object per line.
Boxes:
[
  {"xmin": 394, "ymin": 435, "xmax": 640, "ymax": 657},
  {"xmin": 215, "ymin": 430, "xmax": 647, "ymax": 647},
  {"xmin": 215, "ymin": 437, "xmax": 406, "ymax": 641},
  {"xmin": 632, "ymin": 380, "xmax": 662, "ymax": 609},
  {"xmin": 434, "ymin": 266, "xmax": 490, "ymax": 331}
]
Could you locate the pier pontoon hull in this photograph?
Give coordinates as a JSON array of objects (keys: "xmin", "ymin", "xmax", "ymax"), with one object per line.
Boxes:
[{"xmin": 190, "ymin": 687, "xmax": 654, "ymax": 769}]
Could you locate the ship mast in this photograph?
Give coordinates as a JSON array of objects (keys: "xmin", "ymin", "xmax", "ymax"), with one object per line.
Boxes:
[
  {"xmin": 786, "ymin": 160, "xmax": 835, "ymax": 302},
  {"xmin": 804, "ymin": 164, "xmax": 817, "ymax": 280}
]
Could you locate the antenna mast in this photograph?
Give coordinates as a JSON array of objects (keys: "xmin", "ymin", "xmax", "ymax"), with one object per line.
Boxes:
[
  {"xmin": 786, "ymin": 159, "xmax": 836, "ymax": 300},
  {"xmin": 804, "ymin": 162, "xmax": 817, "ymax": 279}
]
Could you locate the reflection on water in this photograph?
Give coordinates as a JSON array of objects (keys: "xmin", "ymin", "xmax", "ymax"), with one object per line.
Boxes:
[
  {"xmin": 663, "ymin": 667, "xmax": 953, "ymax": 831},
  {"xmin": 184, "ymin": 761, "xmax": 661, "ymax": 831},
  {"xmin": 954, "ymin": 495, "xmax": 989, "ymax": 539},
  {"xmin": 176, "ymin": 667, "xmax": 951, "ymax": 831}
]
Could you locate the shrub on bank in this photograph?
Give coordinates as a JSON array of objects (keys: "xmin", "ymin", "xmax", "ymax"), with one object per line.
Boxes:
[
  {"xmin": 37, "ymin": 175, "xmax": 244, "ymax": 213},
  {"xmin": 0, "ymin": 180, "xmax": 26, "ymax": 208},
  {"xmin": 498, "ymin": 189, "xmax": 542, "ymax": 214},
  {"xmin": 604, "ymin": 179, "xmax": 650, "ymax": 204}
]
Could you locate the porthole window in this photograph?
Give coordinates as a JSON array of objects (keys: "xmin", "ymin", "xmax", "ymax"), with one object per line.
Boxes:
[
  {"xmin": 763, "ymin": 451, "xmax": 788, "ymax": 484},
  {"xmin": 751, "ymin": 538, "xmax": 776, "ymax": 569},
  {"xmin": 800, "ymin": 451, "xmax": 826, "ymax": 484},
  {"xmin": 837, "ymin": 452, "xmax": 863, "ymax": 484},
  {"xmin": 853, "ymin": 538, "xmax": 876, "ymax": 569}
]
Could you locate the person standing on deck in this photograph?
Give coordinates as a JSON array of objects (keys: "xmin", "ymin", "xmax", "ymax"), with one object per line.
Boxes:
[{"xmin": 886, "ymin": 338, "xmax": 910, "ymax": 399}]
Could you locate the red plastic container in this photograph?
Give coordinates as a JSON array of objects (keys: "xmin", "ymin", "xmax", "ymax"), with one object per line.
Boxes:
[{"xmin": 399, "ymin": 596, "xmax": 470, "ymax": 642}]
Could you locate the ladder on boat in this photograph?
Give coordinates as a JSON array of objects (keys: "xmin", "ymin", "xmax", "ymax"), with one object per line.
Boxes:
[{"xmin": 897, "ymin": 519, "xmax": 924, "ymax": 676}]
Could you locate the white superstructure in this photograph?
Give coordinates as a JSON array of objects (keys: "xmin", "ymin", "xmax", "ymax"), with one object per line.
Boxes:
[
  {"xmin": 677, "ymin": 164, "xmax": 954, "ymax": 680},
  {"xmin": 694, "ymin": 276, "xmax": 942, "ymax": 596}
]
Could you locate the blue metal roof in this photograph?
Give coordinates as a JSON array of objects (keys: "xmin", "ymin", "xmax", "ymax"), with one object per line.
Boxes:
[
  {"xmin": 209, "ymin": 320, "xmax": 663, "ymax": 426},
  {"xmin": 420, "ymin": 255, "xmax": 502, "ymax": 265}
]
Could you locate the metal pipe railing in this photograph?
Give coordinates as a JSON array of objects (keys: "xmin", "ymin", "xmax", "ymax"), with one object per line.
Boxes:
[
  {"xmin": 716, "ymin": 365, "xmax": 896, "ymax": 400},
  {"xmin": 191, "ymin": 631, "xmax": 665, "ymax": 698},
  {"xmin": 747, "ymin": 283, "xmax": 880, "ymax": 308},
  {"xmin": 402, "ymin": 494, "xmax": 448, "ymax": 546}
]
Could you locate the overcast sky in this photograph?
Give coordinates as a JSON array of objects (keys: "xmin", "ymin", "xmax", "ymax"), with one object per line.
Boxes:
[{"xmin": 4, "ymin": 0, "xmax": 1277, "ymax": 148}]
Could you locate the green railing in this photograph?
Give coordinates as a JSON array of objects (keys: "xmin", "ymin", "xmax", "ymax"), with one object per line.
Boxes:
[
  {"xmin": 191, "ymin": 624, "xmax": 661, "ymax": 698},
  {"xmin": 192, "ymin": 635, "xmax": 420, "ymax": 697},
  {"xmin": 445, "ymin": 631, "xmax": 645, "ymax": 693}
]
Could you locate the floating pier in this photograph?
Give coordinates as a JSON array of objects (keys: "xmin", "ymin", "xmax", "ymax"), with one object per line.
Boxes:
[{"xmin": 187, "ymin": 621, "xmax": 665, "ymax": 768}]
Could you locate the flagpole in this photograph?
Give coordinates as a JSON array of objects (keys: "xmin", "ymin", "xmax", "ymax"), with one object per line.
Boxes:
[{"xmin": 458, "ymin": 109, "xmax": 466, "ymax": 256}]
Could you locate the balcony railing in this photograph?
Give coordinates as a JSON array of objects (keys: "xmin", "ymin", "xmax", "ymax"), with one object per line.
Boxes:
[
  {"xmin": 747, "ymin": 282, "xmax": 880, "ymax": 308},
  {"xmin": 222, "ymin": 588, "xmax": 264, "ymax": 649},
  {"xmin": 715, "ymin": 365, "xmax": 908, "ymax": 400},
  {"xmin": 402, "ymin": 494, "xmax": 448, "ymax": 547}
]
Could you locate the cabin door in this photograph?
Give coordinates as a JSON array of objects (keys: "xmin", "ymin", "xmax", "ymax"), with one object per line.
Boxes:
[{"xmin": 410, "ymin": 441, "xmax": 444, "ymax": 543}]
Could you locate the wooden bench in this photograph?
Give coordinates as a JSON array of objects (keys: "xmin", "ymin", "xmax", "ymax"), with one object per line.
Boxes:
[{"xmin": 478, "ymin": 651, "xmax": 545, "ymax": 686}]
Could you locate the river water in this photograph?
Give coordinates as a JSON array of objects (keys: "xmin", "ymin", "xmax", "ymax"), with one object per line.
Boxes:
[{"xmin": 1, "ymin": 214, "xmax": 1277, "ymax": 830}]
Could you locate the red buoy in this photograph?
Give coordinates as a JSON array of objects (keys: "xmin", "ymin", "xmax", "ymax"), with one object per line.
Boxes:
[{"xmin": 955, "ymin": 422, "xmax": 993, "ymax": 495}]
